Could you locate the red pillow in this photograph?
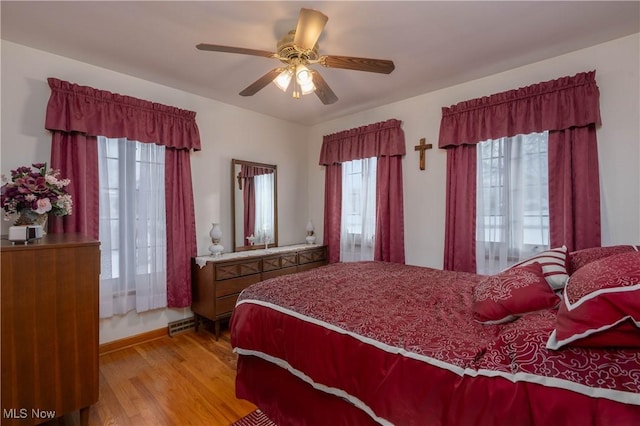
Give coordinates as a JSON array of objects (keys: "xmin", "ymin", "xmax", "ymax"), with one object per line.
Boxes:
[
  {"xmin": 473, "ymin": 262, "xmax": 560, "ymax": 325},
  {"xmin": 568, "ymin": 245, "xmax": 637, "ymax": 275},
  {"xmin": 558, "ymin": 320, "xmax": 640, "ymax": 348},
  {"xmin": 546, "ymin": 251, "xmax": 640, "ymax": 350}
]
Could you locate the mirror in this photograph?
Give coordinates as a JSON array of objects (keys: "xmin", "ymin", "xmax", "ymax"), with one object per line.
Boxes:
[{"xmin": 231, "ymin": 159, "xmax": 278, "ymax": 251}]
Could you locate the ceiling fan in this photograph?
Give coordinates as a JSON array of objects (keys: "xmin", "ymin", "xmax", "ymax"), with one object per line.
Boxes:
[{"xmin": 196, "ymin": 8, "xmax": 395, "ymax": 105}]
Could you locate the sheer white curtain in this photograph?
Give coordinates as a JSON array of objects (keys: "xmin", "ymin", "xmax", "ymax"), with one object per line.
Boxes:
[
  {"xmin": 340, "ymin": 157, "xmax": 377, "ymax": 262},
  {"xmin": 254, "ymin": 172, "xmax": 274, "ymax": 244},
  {"xmin": 98, "ymin": 136, "xmax": 167, "ymax": 318},
  {"xmin": 476, "ymin": 132, "xmax": 549, "ymax": 274}
]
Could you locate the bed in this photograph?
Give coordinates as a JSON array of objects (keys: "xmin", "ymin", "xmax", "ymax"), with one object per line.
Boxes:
[{"xmin": 230, "ymin": 246, "xmax": 640, "ymax": 425}]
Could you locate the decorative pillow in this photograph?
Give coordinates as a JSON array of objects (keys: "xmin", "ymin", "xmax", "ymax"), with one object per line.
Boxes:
[
  {"xmin": 555, "ymin": 320, "xmax": 640, "ymax": 348},
  {"xmin": 509, "ymin": 246, "xmax": 569, "ymax": 290},
  {"xmin": 473, "ymin": 262, "xmax": 560, "ymax": 325},
  {"xmin": 546, "ymin": 251, "xmax": 640, "ymax": 350},
  {"xmin": 568, "ymin": 245, "xmax": 638, "ymax": 275}
]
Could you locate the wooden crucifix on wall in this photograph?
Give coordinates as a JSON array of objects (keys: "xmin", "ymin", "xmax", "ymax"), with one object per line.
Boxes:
[{"xmin": 414, "ymin": 138, "xmax": 433, "ymax": 170}]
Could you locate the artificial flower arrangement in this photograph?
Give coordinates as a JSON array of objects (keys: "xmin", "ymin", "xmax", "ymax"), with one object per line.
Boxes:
[{"xmin": 1, "ymin": 162, "xmax": 73, "ymax": 223}]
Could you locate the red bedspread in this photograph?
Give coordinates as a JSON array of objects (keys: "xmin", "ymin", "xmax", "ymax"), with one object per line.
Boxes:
[{"xmin": 230, "ymin": 262, "xmax": 640, "ymax": 425}]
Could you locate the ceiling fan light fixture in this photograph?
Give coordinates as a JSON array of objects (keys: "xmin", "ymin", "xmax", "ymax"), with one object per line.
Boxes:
[
  {"xmin": 300, "ymin": 80, "xmax": 316, "ymax": 95},
  {"xmin": 295, "ymin": 64, "xmax": 313, "ymax": 86},
  {"xmin": 197, "ymin": 8, "xmax": 392, "ymax": 105},
  {"xmin": 273, "ymin": 68, "xmax": 293, "ymax": 92}
]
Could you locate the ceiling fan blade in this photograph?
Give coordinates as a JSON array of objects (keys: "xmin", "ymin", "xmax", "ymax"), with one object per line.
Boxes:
[
  {"xmin": 321, "ymin": 55, "xmax": 395, "ymax": 74},
  {"xmin": 196, "ymin": 43, "xmax": 275, "ymax": 58},
  {"xmin": 311, "ymin": 70, "xmax": 338, "ymax": 105},
  {"xmin": 293, "ymin": 8, "xmax": 328, "ymax": 51},
  {"xmin": 239, "ymin": 68, "xmax": 286, "ymax": 96}
]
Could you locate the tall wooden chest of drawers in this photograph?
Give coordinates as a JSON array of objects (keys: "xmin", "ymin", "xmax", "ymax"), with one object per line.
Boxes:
[{"xmin": 1, "ymin": 234, "xmax": 100, "ymax": 425}]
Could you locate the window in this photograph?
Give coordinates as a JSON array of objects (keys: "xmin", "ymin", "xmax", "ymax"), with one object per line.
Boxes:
[
  {"xmin": 98, "ymin": 136, "xmax": 167, "ymax": 318},
  {"xmin": 476, "ymin": 131, "xmax": 549, "ymax": 274},
  {"xmin": 340, "ymin": 157, "xmax": 377, "ymax": 262}
]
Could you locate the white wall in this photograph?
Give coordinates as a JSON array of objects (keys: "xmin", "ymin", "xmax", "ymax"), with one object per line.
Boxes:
[
  {"xmin": 3, "ymin": 34, "xmax": 638, "ymax": 343},
  {"xmin": 0, "ymin": 40, "xmax": 308, "ymax": 344},
  {"xmin": 307, "ymin": 34, "xmax": 640, "ymax": 268}
]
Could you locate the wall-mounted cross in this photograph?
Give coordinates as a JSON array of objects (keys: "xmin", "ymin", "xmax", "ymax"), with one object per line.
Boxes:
[{"xmin": 414, "ymin": 138, "xmax": 433, "ymax": 170}]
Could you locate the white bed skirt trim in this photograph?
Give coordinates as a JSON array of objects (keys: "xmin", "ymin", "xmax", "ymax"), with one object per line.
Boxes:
[{"xmin": 235, "ymin": 298, "xmax": 640, "ymax": 407}]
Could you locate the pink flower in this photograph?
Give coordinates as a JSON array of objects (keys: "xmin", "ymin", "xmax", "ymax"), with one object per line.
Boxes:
[{"xmin": 34, "ymin": 198, "xmax": 52, "ymax": 214}]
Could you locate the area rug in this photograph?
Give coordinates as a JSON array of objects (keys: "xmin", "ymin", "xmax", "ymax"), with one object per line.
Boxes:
[{"xmin": 230, "ymin": 409, "xmax": 277, "ymax": 426}]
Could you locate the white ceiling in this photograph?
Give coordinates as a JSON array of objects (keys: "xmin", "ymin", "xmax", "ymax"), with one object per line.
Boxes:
[{"xmin": 2, "ymin": 1, "xmax": 639, "ymax": 126}]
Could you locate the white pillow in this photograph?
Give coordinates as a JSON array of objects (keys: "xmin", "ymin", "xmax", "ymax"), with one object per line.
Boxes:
[{"xmin": 508, "ymin": 246, "xmax": 569, "ymax": 290}]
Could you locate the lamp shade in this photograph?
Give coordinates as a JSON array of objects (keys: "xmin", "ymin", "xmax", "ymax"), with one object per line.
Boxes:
[
  {"xmin": 274, "ymin": 69, "xmax": 293, "ymax": 92},
  {"xmin": 209, "ymin": 223, "xmax": 224, "ymax": 256},
  {"xmin": 209, "ymin": 223, "xmax": 222, "ymax": 241},
  {"xmin": 296, "ymin": 64, "xmax": 313, "ymax": 86},
  {"xmin": 305, "ymin": 219, "xmax": 316, "ymax": 244}
]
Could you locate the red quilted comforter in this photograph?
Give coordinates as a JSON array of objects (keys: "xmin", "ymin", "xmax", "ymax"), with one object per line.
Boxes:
[{"xmin": 230, "ymin": 262, "xmax": 640, "ymax": 425}]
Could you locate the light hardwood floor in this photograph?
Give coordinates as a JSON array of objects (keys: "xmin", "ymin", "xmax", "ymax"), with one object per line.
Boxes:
[{"xmin": 45, "ymin": 329, "xmax": 256, "ymax": 426}]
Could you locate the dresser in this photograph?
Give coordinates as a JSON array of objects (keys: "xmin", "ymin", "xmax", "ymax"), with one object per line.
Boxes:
[
  {"xmin": 1, "ymin": 234, "xmax": 100, "ymax": 426},
  {"xmin": 192, "ymin": 244, "xmax": 327, "ymax": 338}
]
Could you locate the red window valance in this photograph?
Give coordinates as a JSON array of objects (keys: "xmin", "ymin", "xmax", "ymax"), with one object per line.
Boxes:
[
  {"xmin": 319, "ymin": 119, "xmax": 405, "ymax": 165},
  {"xmin": 45, "ymin": 78, "xmax": 201, "ymax": 151},
  {"xmin": 438, "ymin": 71, "xmax": 601, "ymax": 148},
  {"xmin": 239, "ymin": 165, "xmax": 275, "ymax": 178}
]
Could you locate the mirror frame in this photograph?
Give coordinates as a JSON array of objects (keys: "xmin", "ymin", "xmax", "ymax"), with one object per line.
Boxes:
[{"xmin": 231, "ymin": 159, "xmax": 278, "ymax": 252}]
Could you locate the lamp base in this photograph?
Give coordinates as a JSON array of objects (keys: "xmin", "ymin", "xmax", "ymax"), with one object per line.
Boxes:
[{"xmin": 209, "ymin": 243, "xmax": 224, "ymax": 256}]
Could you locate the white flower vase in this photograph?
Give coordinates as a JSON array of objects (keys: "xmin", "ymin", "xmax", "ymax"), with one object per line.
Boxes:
[
  {"xmin": 15, "ymin": 211, "xmax": 48, "ymax": 235},
  {"xmin": 208, "ymin": 223, "xmax": 224, "ymax": 256}
]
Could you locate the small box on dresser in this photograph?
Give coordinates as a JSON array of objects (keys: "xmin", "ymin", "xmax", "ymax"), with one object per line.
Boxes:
[
  {"xmin": 1, "ymin": 234, "xmax": 100, "ymax": 426},
  {"xmin": 192, "ymin": 244, "xmax": 327, "ymax": 339}
]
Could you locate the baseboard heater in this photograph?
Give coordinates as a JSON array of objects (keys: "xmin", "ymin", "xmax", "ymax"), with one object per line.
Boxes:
[{"xmin": 167, "ymin": 316, "xmax": 196, "ymax": 337}]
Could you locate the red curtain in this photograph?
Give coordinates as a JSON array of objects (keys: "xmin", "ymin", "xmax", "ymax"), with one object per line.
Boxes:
[
  {"xmin": 319, "ymin": 119, "xmax": 406, "ymax": 163},
  {"xmin": 375, "ymin": 155, "xmax": 406, "ymax": 263},
  {"xmin": 548, "ymin": 125, "xmax": 601, "ymax": 251},
  {"xmin": 439, "ymin": 71, "xmax": 602, "ymax": 271},
  {"xmin": 243, "ymin": 178, "xmax": 256, "ymax": 245},
  {"xmin": 49, "ymin": 132, "xmax": 99, "ymax": 239},
  {"xmin": 320, "ymin": 119, "xmax": 406, "ymax": 263},
  {"xmin": 165, "ymin": 149, "xmax": 198, "ymax": 307},
  {"xmin": 323, "ymin": 164, "xmax": 342, "ymax": 263},
  {"xmin": 443, "ymin": 145, "xmax": 477, "ymax": 272},
  {"xmin": 45, "ymin": 78, "xmax": 201, "ymax": 308},
  {"xmin": 45, "ymin": 78, "xmax": 201, "ymax": 148}
]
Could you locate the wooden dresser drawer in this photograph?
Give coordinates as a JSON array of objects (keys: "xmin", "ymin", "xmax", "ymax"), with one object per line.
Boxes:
[
  {"xmin": 263, "ymin": 253, "xmax": 298, "ymax": 271},
  {"xmin": 298, "ymin": 247, "xmax": 327, "ymax": 264},
  {"xmin": 215, "ymin": 275, "xmax": 262, "ymax": 297},
  {"xmin": 263, "ymin": 265, "xmax": 297, "ymax": 280},
  {"xmin": 215, "ymin": 259, "xmax": 261, "ymax": 280},
  {"xmin": 215, "ymin": 294, "xmax": 240, "ymax": 318}
]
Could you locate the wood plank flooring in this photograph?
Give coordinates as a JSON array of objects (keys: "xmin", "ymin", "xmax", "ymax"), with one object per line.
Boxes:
[{"xmin": 45, "ymin": 329, "xmax": 256, "ymax": 426}]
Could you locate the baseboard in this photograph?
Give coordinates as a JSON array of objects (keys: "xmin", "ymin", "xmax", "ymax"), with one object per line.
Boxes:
[{"xmin": 99, "ymin": 328, "xmax": 168, "ymax": 355}]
